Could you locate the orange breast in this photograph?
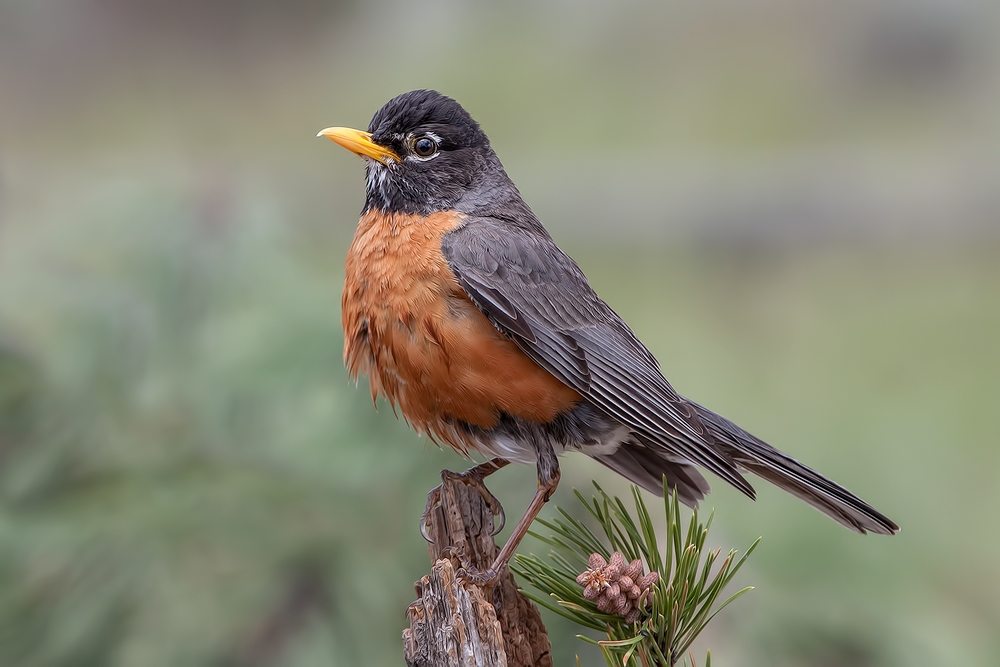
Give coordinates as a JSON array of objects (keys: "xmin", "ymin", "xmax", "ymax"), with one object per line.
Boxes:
[{"xmin": 342, "ymin": 209, "xmax": 581, "ymax": 454}]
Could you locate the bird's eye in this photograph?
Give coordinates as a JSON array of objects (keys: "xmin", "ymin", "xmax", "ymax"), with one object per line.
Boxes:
[{"xmin": 412, "ymin": 136, "xmax": 438, "ymax": 158}]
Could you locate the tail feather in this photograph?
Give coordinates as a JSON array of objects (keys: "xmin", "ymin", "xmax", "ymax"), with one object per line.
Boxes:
[
  {"xmin": 594, "ymin": 437, "xmax": 711, "ymax": 506},
  {"xmin": 687, "ymin": 398, "xmax": 899, "ymax": 535}
]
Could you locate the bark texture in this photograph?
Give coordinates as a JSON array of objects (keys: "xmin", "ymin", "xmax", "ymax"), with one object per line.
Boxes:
[{"xmin": 403, "ymin": 471, "xmax": 551, "ymax": 667}]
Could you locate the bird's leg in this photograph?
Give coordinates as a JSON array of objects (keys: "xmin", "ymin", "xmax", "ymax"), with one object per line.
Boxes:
[
  {"xmin": 421, "ymin": 457, "xmax": 510, "ymax": 542},
  {"xmin": 450, "ymin": 431, "xmax": 560, "ymax": 585}
]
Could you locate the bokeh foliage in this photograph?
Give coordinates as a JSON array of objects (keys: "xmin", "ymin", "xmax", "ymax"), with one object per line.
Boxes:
[{"xmin": 0, "ymin": 173, "xmax": 452, "ymax": 666}]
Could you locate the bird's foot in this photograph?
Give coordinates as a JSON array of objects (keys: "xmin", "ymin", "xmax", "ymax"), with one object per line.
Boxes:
[
  {"xmin": 442, "ymin": 467, "xmax": 506, "ymax": 534},
  {"xmin": 419, "ymin": 464, "xmax": 507, "ymax": 543},
  {"xmin": 442, "ymin": 546, "xmax": 503, "ymax": 585}
]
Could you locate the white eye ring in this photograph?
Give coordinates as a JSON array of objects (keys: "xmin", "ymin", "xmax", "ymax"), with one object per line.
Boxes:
[{"xmin": 407, "ymin": 132, "xmax": 442, "ymax": 161}]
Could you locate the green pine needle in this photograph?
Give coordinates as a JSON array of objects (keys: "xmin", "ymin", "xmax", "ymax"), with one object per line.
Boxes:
[{"xmin": 511, "ymin": 478, "xmax": 758, "ymax": 666}]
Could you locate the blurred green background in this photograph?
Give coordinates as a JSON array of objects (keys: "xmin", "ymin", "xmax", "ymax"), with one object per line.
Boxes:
[{"xmin": 1, "ymin": 1, "xmax": 998, "ymax": 665}]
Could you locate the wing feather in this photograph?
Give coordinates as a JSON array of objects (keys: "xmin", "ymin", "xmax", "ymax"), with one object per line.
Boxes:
[{"xmin": 442, "ymin": 218, "xmax": 754, "ymax": 496}]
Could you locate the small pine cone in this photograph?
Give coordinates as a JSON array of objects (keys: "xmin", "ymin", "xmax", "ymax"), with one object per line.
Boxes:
[
  {"xmin": 625, "ymin": 559, "xmax": 643, "ymax": 581},
  {"xmin": 618, "ymin": 575, "xmax": 634, "ymax": 590},
  {"xmin": 624, "ymin": 607, "xmax": 641, "ymax": 623},
  {"xmin": 614, "ymin": 595, "xmax": 630, "ymax": 615},
  {"xmin": 583, "ymin": 583, "xmax": 601, "ymax": 600},
  {"xmin": 606, "ymin": 582, "xmax": 620, "ymax": 599},
  {"xmin": 605, "ymin": 551, "xmax": 627, "ymax": 578},
  {"xmin": 589, "ymin": 553, "xmax": 608, "ymax": 570},
  {"xmin": 596, "ymin": 593, "xmax": 614, "ymax": 613},
  {"xmin": 637, "ymin": 571, "xmax": 660, "ymax": 590},
  {"xmin": 627, "ymin": 584, "xmax": 641, "ymax": 600},
  {"xmin": 575, "ymin": 571, "xmax": 590, "ymax": 586}
]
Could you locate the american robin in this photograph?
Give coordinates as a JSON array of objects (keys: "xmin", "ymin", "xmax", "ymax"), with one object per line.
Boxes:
[{"xmin": 318, "ymin": 90, "xmax": 898, "ymax": 583}]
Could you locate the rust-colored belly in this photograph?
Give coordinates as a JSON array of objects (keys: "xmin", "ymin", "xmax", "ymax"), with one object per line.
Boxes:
[{"xmin": 342, "ymin": 209, "xmax": 581, "ymax": 454}]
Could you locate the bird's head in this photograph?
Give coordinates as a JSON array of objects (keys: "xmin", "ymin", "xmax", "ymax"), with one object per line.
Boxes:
[{"xmin": 319, "ymin": 90, "xmax": 501, "ymax": 216}]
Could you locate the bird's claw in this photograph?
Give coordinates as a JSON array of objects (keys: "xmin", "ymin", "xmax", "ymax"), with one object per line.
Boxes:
[
  {"xmin": 457, "ymin": 565, "xmax": 502, "ymax": 585},
  {"xmin": 419, "ymin": 487, "xmax": 441, "ymax": 543},
  {"xmin": 489, "ymin": 499, "xmax": 506, "ymax": 536},
  {"xmin": 442, "ymin": 546, "xmax": 502, "ymax": 585},
  {"xmin": 419, "ymin": 467, "xmax": 506, "ymax": 543}
]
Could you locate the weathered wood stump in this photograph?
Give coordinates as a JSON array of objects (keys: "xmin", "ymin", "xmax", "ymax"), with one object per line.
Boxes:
[{"xmin": 403, "ymin": 471, "xmax": 551, "ymax": 667}]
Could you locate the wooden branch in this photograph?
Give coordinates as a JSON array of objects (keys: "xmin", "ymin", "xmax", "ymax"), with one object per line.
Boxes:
[
  {"xmin": 403, "ymin": 559, "xmax": 506, "ymax": 667},
  {"xmin": 403, "ymin": 471, "xmax": 552, "ymax": 667}
]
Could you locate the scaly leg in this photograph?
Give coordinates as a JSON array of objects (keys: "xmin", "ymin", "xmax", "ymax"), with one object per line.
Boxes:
[
  {"xmin": 420, "ymin": 457, "xmax": 510, "ymax": 542},
  {"xmin": 447, "ymin": 430, "xmax": 560, "ymax": 584}
]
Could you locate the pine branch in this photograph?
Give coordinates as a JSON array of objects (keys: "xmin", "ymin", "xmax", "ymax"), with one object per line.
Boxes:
[{"xmin": 512, "ymin": 480, "xmax": 759, "ymax": 667}]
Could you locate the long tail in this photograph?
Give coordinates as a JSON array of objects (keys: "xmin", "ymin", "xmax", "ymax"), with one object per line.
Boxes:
[
  {"xmin": 595, "ymin": 400, "xmax": 898, "ymax": 535},
  {"xmin": 688, "ymin": 398, "xmax": 899, "ymax": 535}
]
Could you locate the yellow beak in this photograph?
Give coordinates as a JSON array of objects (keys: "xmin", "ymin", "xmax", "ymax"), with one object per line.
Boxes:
[{"xmin": 317, "ymin": 127, "xmax": 399, "ymax": 164}]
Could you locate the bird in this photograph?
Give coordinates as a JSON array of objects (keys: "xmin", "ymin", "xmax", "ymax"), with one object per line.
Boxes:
[{"xmin": 318, "ymin": 89, "xmax": 898, "ymax": 583}]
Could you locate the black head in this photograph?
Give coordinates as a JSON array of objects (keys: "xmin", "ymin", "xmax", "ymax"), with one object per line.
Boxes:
[{"xmin": 320, "ymin": 90, "xmax": 516, "ymax": 216}]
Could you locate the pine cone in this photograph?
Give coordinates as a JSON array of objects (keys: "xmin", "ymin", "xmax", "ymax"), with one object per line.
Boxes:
[
  {"xmin": 606, "ymin": 551, "xmax": 627, "ymax": 578},
  {"xmin": 589, "ymin": 553, "xmax": 608, "ymax": 570},
  {"xmin": 576, "ymin": 551, "xmax": 661, "ymax": 623},
  {"xmin": 637, "ymin": 571, "xmax": 660, "ymax": 589}
]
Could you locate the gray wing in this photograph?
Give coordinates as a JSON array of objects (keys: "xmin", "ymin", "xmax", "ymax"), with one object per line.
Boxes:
[{"xmin": 441, "ymin": 217, "xmax": 755, "ymax": 497}]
